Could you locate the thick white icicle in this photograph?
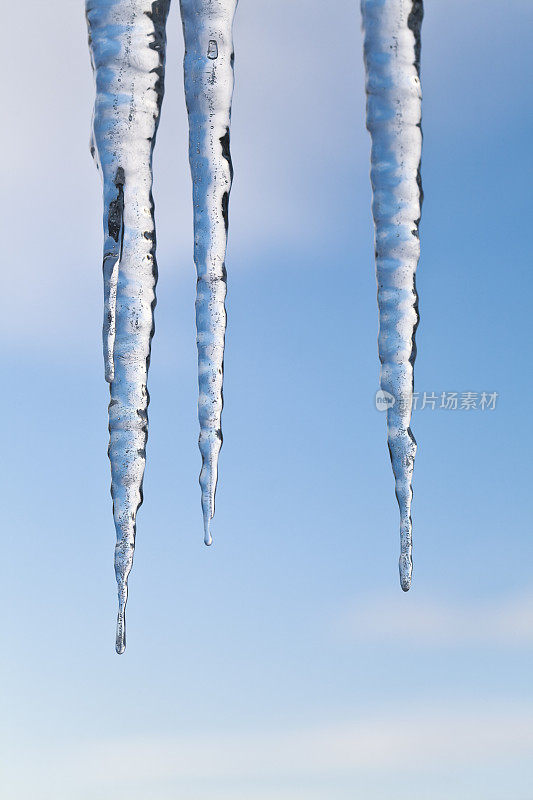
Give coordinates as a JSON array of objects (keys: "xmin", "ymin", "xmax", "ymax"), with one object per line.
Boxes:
[
  {"xmin": 361, "ymin": 0, "xmax": 423, "ymax": 590},
  {"xmin": 87, "ymin": 0, "xmax": 170, "ymax": 652},
  {"xmin": 180, "ymin": 0, "xmax": 238, "ymax": 545}
]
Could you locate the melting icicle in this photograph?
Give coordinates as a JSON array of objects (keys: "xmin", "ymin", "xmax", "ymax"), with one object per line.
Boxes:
[
  {"xmin": 86, "ymin": 0, "xmax": 170, "ymax": 652},
  {"xmin": 361, "ymin": 0, "xmax": 423, "ymax": 590},
  {"xmin": 180, "ymin": 0, "xmax": 238, "ymax": 546}
]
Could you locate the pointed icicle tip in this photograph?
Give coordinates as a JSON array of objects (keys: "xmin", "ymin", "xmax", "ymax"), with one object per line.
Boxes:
[
  {"xmin": 204, "ymin": 517, "xmax": 213, "ymax": 547},
  {"xmin": 115, "ymin": 607, "xmax": 126, "ymax": 654},
  {"xmin": 399, "ymin": 554, "xmax": 412, "ymax": 592}
]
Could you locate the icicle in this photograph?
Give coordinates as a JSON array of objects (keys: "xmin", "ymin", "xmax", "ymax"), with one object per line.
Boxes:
[
  {"xmin": 86, "ymin": 0, "xmax": 171, "ymax": 652},
  {"xmin": 179, "ymin": 0, "xmax": 238, "ymax": 546},
  {"xmin": 361, "ymin": 0, "xmax": 423, "ymax": 590}
]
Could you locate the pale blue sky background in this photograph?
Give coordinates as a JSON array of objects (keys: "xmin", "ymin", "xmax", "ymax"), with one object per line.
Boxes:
[{"xmin": 1, "ymin": 1, "xmax": 532, "ymax": 798}]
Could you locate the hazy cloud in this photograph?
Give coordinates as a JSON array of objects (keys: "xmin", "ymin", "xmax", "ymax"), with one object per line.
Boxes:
[
  {"xmin": 3, "ymin": 702, "xmax": 532, "ymax": 799},
  {"xmin": 336, "ymin": 591, "xmax": 533, "ymax": 646}
]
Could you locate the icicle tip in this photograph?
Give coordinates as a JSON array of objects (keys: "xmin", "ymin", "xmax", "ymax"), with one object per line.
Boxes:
[
  {"xmin": 399, "ymin": 555, "xmax": 412, "ymax": 592},
  {"xmin": 115, "ymin": 607, "xmax": 126, "ymax": 654},
  {"xmin": 203, "ymin": 517, "xmax": 213, "ymax": 547}
]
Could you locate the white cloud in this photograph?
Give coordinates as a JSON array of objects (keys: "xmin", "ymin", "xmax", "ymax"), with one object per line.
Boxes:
[
  {"xmin": 2, "ymin": 702, "xmax": 532, "ymax": 799},
  {"xmin": 336, "ymin": 591, "xmax": 533, "ymax": 646}
]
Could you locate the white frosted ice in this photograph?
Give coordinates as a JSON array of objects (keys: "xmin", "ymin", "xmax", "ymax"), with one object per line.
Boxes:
[
  {"xmin": 85, "ymin": 0, "xmax": 422, "ymax": 652},
  {"xmin": 86, "ymin": 0, "xmax": 171, "ymax": 652},
  {"xmin": 361, "ymin": 0, "xmax": 423, "ymax": 590},
  {"xmin": 180, "ymin": 0, "xmax": 238, "ymax": 546}
]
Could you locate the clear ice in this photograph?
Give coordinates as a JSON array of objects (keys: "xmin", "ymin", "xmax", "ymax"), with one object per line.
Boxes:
[
  {"xmin": 180, "ymin": 0, "xmax": 238, "ymax": 546},
  {"xmin": 86, "ymin": 0, "xmax": 171, "ymax": 652},
  {"xmin": 85, "ymin": 0, "xmax": 422, "ymax": 651},
  {"xmin": 361, "ymin": 0, "xmax": 423, "ymax": 590}
]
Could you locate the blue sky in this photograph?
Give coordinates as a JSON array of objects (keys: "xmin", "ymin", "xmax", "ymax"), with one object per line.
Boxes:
[{"xmin": 1, "ymin": 1, "xmax": 532, "ymax": 798}]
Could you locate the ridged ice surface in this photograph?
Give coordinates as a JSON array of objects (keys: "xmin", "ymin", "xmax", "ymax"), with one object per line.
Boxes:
[
  {"xmin": 86, "ymin": 0, "xmax": 170, "ymax": 652},
  {"xmin": 362, "ymin": 0, "xmax": 423, "ymax": 590},
  {"xmin": 180, "ymin": 0, "xmax": 238, "ymax": 545}
]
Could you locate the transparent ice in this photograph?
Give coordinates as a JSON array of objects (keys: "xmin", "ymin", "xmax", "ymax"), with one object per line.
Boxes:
[
  {"xmin": 86, "ymin": 0, "xmax": 171, "ymax": 653},
  {"xmin": 86, "ymin": 0, "xmax": 423, "ymax": 652},
  {"xmin": 361, "ymin": 0, "xmax": 423, "ymax": 590},
  {"xmin": 87, "ymin": 0, "xmax": 237, "ymax": 651},
  {"xmin": 179, "ymin": 0, "xmax": 238, "ymax": 547}
]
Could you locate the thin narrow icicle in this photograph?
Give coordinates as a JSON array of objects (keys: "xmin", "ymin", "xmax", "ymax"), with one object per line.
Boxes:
[
  {"xmin": 180, "ymin": 0, "xmax": 238, "ymax": 545},
  {"xmin": 86, "ymin": 0, "xmax": 170, "ymax": 652},
  {"xmin": 361, "ymin": 0, "xmax": 423, "ymax": 590}
]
